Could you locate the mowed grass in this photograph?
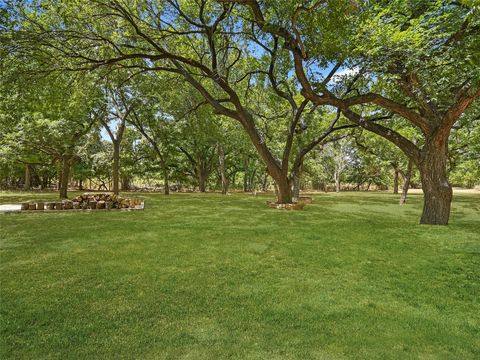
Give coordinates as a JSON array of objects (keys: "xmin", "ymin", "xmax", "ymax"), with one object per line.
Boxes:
[{"xmin": 0, "ymin": 190, "xmax": 479, "ymax": 360}]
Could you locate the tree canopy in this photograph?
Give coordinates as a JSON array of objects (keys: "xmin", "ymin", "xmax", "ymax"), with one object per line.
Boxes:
[{"xmin": 0, "ymin": 0, "xmax": 478, "ymax": 224}]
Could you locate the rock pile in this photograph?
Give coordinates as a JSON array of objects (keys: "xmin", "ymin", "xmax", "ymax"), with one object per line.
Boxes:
[
  {"xmin": 266, "ymin": 196, "xmax": 313, "ymax": 210},
  {"xmin": 71, "ymin": 193, "xmax": 142, "ymax": 209},
  {"xmin": 20, "ymin": 193, "xmax": 143, "ymax": 211},
  {"xmin": 266, "ymin": 201, "xmax": 306, "ymax": 210}
]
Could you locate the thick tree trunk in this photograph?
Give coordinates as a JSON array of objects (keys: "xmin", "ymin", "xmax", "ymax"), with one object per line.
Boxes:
[
  {"xmin": 59, "ymin": 156, "xmax": 71, "ymax": 199},
  {"xmin": 399, "ymin": 160, "xmax": 413, "ymax": 205},
  {"xmin": 275, "ymin": 176, "xmax": 293, "ymax": 204},
  {"xmin": 24, "ymin": 164, "xmax": 31, "ymax": 191},
  {"xmin": 418, "ymin": 141, "xmax": 452, "ymax": 225},
  {"xmin": 393, "ymin": 169, "xmax": 399, "ymax": 194},
  {"xmin": 112, "ymin": 141, "xmax": 120, "ymax": 195}
]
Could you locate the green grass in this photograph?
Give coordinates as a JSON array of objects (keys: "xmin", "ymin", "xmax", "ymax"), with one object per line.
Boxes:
[{"xmin": 1, "ymin": 191, "xmax": 479, "ymax": 359}]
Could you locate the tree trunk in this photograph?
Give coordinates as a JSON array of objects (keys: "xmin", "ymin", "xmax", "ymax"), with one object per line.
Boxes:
[
  {"xmin": 262, "ymin": 170, "xmax": 269, "ymax": 192},
  {"xmin": 218, "ymin": 144, "xmax": 229, "ymax": 194},
  {"xmin": 40, "ymin": 175, "xmax": 48, "ymax": 190},
  {"xmin": 400, "ymin": 159, "xmax": 413, "ymax": 205},
  {"xmin": 121, "ymin": 175, "xmax": 130, "ymax": 191},
  {"xmin": 418, "ymin": 141, "xmax": 452, "ymax": 225},
  {"xmin": 112, "ymin": 141, "xmax": 120, "ymax": 195},
  {"xmin": 292, "ymin": 177, "xmax": 300, "ymax": 201},
  {"xmin": 393, "ymin": 169, "xmax": 399, "ymax": 194},
  {"xmin": 249, "ymin": 169, "xmax": 256, "ymax": 192},
  {"xmin": 243, "ymin": 157, "xmax": 249, "ymax": 192},
  {"xmin": 59, "ymin": 156, "xmax": 71, "ymax": 199},
  {"xmin": 275, "ymin": 176, "xmax": 293, "ymax": 204},
  {"xmin": 24, "ymin": 164, "xmax": 31, "ymax": 191},
  {"xmin": 198, "ymin": 164, "xmax": 206, "ymax": 193},
  {"xmin": 334, "ymin": 171, "xmax": 341, "ymax": 193},
  {"xmin": 198, "ymin": 175, "xmax": 206, "ymax": 192},
  {"xmin": 163, "ymin": 168, "xmax": 170, "ymax": 195},
  {"xmin": 292, "ymin": 163, "xmax": 303, "ymax": 202}
]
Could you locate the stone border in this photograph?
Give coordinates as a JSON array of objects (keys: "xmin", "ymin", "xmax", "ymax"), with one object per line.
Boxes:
[
  {"xmin": 0, "ymin": 202, "xmax": 144, "ymax": 214},
  {"xmin": 265, "ymin": 196, "xmax": 313, "ymax": 210}
]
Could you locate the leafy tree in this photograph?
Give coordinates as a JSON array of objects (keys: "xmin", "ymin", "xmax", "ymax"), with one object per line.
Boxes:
[
  {"xmin": 1, "ymin": 68, "xmax": 103, "ymax": 197},
  {"xmin": 99, "ymin": 81, "xmax": 133, "ymax": 195},
  {"xmin": 225, "ymin": 0, "xmax": 479, "ymax": 224},
  {"xmin": 5, "ymin": 0, "xmax": 353, "ymax": 204}
]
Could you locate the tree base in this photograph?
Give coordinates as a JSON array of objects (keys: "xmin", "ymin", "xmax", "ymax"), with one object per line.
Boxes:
[{"xmin": 266, "ymin": 201, "xmax": 306, "ymax": 210}]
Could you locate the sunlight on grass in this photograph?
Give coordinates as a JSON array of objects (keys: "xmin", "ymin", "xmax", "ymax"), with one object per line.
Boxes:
[{"xmin": 1, "ymin": 192, "xmax": 479, "ymax": 359}]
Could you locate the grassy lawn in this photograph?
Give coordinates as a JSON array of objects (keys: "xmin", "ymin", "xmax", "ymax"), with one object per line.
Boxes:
[{"xmin": 0, "ymin": 191, "xmax": 479, "ymax": 359}]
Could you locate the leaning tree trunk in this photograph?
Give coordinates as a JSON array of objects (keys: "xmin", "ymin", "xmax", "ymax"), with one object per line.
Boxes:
[
  {"xmin": 418, "ymin": 140, "xmax": 452, "ymax": 225},
  {"xmin": 59, "ymin": 156, "xmax": 71, "ymax": 199},
  {"xmin": 393, "ymin": 169, "xmax": 399, "ymax": 194},
  {"xmin": 112, "ymin": 141, "xmax": 120, "ymax": 195},
  {"xmin": 24, "ymin": 164, "xmax": 31, "ymax": 191},
  {"xmin": 399, "ymin": 159, "xmax": 413, "ymax": 205}
]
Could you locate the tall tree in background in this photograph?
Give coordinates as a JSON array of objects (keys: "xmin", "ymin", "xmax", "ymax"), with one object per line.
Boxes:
[
  {"xmin": 100, "ymin": 84, "xmax": 133, "ymax": 195},
  {"xmin": 0, "ymin": 71, "xmax": 103, "ymax": 198}
]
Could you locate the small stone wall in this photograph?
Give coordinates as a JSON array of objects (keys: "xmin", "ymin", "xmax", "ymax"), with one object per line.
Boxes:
[{"xmin": 19, "ymin": 193, "xmax": 144, "ymax": 212}]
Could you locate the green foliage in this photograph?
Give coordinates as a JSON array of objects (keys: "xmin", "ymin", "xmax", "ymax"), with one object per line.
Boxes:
[
  {"xmin": 352, "ymin": 0, "xmax": 480, "ymax": 109},
  {"xmin": 1, "ymin": 0, "xmax": 478, "ymax": 193}
]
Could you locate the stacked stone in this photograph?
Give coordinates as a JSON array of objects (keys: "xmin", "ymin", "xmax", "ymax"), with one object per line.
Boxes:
[{"xmin": 20, "ymin": 193, "xmax": 142, "ymax": 211}]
